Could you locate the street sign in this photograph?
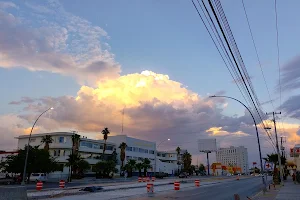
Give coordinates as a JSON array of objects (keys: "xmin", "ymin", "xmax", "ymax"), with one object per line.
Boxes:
[{"xmin": 264, "ymin": 162, "xmax": 273, "ymax": 170}]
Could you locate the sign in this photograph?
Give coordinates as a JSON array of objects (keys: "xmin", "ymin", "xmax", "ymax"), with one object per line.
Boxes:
[
  {"xmin": 198, "ymin": 139, "xmax": 217, "ymax": 152},
  {"xmin": 264, "ymin": 162, "xmax": 273, "ymax": 170},
  {"xmin": 253, "ymin": 162, "xmax": 257, "ymax": 165}
]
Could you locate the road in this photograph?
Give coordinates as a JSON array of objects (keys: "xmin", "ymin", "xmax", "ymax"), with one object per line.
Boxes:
[
  {"xmin": 25, "ymin": 176, "xmax": 217, "ymax": 191},
  {"xmin": 128, "ymin": 177, "xmax": 269, "ymax": 200}
]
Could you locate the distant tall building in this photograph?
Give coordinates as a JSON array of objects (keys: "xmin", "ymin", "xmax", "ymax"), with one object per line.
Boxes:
[{"xmin": 216, "ymin": 146, "xmax": 249, "ymax": 174}]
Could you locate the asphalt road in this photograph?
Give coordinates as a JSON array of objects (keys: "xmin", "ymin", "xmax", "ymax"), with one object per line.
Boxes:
[
  {"xmin": 24, "ymin": 176, "xmax": 216, "ymax": 191},
  {"xmin": 129, "ymin": 177, "xmax": 270, "ymax": 200}
]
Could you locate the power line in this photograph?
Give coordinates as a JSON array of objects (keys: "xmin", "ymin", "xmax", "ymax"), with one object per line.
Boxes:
[
  {"xmin": 191, "ymin": 0, "xmax": 276, "ymax": 150},
  {"xmin": 191, "ymin": 0, "xmax": 252, "ymax": 109},
  {"xmin": 241, "ymin": 0, "xmax": 275, "ymax": 110},
  {"xmin": 274, "ymin": 0, "xmax": 281, "ymax": 109}
]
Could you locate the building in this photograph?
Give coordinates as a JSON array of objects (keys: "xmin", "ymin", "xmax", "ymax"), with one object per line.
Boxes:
[
  {"xmin": 108, "ymin": 135, "xmax": 181, "ymax": 175},
  {"xmin": 216, "ymin": 146, "xmax": 249, "ymax": 174},
  {"xmin": 15, "ymin": 133, "xmax": 181, "ymax": 178},
  {"xmin": 290, "ymin": 144, "xmax": 300, "ymax": 171},
  {"xmin": 16, "ymin": 132, "xmax": 116, "ymax": 179}
]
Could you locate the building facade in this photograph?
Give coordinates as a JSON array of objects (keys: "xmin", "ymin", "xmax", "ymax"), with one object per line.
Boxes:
[
  {"xmin": 16, "ymin": 132, "xmax": 116, "ymax": 179},
  {"xmin": 14, "ymin": 133, "xmax": 181, "ymax": 178},
  {"xmin": 216, "ymin": 146, "xmax": 249, "ymax": 174},
  {"xmin": 108, "ymin": 135, "xmax": 181, "ymax": 175}
]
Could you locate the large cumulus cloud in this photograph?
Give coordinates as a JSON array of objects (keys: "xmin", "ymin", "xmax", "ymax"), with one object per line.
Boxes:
[{"xmin": 9, "ymin": 71, "xmax": 268, "ymax": 151}]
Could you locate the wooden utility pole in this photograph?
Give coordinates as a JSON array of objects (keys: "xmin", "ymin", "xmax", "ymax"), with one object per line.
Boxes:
[{"xmin": 266, "ymin": 111, "xmax": 284, "ymax": 185}]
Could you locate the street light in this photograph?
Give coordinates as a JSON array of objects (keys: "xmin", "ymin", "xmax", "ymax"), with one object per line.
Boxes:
[
  {"xmin": 209, "ymin": 95, "xmax": 266, "ymax": 188},
  {"xmin": 21, "ymin": 107, "xmax": 54, "ymax": 185},
  {"xmin": 154, "ymin": 139, "xmax": 170, "ymax": 176}
]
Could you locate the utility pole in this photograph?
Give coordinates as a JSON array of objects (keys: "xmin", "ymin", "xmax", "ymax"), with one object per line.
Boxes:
[
  {"xmin": 280, "ymin": 136, "xmax": 286, "ymax": 158},
  {"xmin": 266, "ymin": 111, "xmax": 284, "ymax": 186}
]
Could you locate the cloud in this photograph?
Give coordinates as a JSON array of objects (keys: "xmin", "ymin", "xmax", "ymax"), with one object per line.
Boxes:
[
  {"xmin": 280, "ymin": 95, "xmax": 300, "ymax": 119},
  {"xmin": 0, "ymin": 114, "xmax": 32, "ymax": 151},
  {"xmin": 0, "ymin": 0, "xmax": 120, "ymax": 85},
  {"xmin": 0, "ymin": 1, "xmax": 18, "ymax": 9},
  {"xmin": 279, "ymin": 56, "xmax": 300, "ymax": 91},
  {"xmin": 8, "ymin": 71, "xmax": 267, "ymax": 146},
  {"xmin": 206, "ymin": 127, "xmax": 249, "ymax": 136},
  {"xmin": 3, "ymin": 69, "xmax": 300, "ymax": 164}
]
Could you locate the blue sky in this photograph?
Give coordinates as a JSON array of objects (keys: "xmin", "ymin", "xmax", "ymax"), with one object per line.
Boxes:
[
  {"xmin": 1, "ymin": 0, "xmax": 300, "ymax": 163},
  {"xmin": 2, "ymin": 0, "xmax": 298, "ymax": 113}
]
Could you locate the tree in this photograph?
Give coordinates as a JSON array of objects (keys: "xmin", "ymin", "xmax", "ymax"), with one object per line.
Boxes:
[
  {"xmin": 1, "ymin": 146, "xmax": 59, "ymax": 183},
  {"xmin": 41, "ymin": 135, "xmax": 53, "ymax": 151},
  {"xmin": 176, "ymin": 146, "xmax": 181, "ymax": 174},
  {"xmin": 119, "ymin": 142, "xmax": 127, "ymax": 169},
  {"xmin": 189, "ymin": 165, "xmax": 196, "ymax": 175},
  {"xmin": 94, "ymin": 160, "xmax": 118, "ymax": 178},
  {"xmin": 101, "ymin": 128, "xmax": 110, "ymax": 159},
  {"xmin": 135, "ymin": 162, "xmax": 143, "ymax": 177},
  {"xmin": 142, "ymin": 158, "xmax": 151, "ymax": 176},
  {"xmin": 66, "ymin": 153, "xmax": 90, "ymax": 178},
  {"xmin": 71, "ymin": 134, "xmax": 81, "ymax": 154},
  {"xmin": 182, "ymin": 151, "xmax": 192, "ymax": 173},
  {"xmin": 264, "ymin": 153, "xmax": 286, "ymax": 183},
  {"xmin": 124, "ymin": 159, "xmax": 136, "ymax": 177},
  {"xmin": 199, "ymin": 164, "xmax": 205, "ymax": 172}
]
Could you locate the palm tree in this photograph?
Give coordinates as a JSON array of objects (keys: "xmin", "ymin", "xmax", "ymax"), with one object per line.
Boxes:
[
  {"xmin": 182, "ymin": 151, "xmax": 192, "ymax": 173},
  {"xmin": 264, "ymin": 153, "xmax": 287, "ymax": 182},
  {"xmin": 176, "ymin": 146, "xmax": 181, "ymax": 174},
  {"xmin": 66, "ymin": 153, "xmax": 90, "ymax": 178},
  {"xmin": 101, "ymin": 127, "xmax": 110, "ymax": 159},
  {"xmin": 125, "ymin": 159, "xmax": 136, "ymax": 177},
  {"xmin": 71, "ymin": 134, "xmax": 81, "ymax": 155},
  {"xmin": 41, "ymin": 135, "xmax": 53, "ymax": 151},
  {"xmin": 118, "ymin": 142, "xmax": 127, "ymax": 169},
  {"xmin": 142, "ymin": 158, "xmax": 151, "ymax": 177},
  {"xmin": 135, "ymin": 162, "xmax": 143, "ymax": 177}
]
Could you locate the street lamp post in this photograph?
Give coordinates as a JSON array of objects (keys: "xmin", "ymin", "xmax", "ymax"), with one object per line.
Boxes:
[
  {"xmin": 21, "ymin": 107, "xmax": 54, "ymax": 185},
  {"xmin": 154, "ymin": 139, "xmax": 170, "ymax": 176},
  {"xmin": 209, "ymin": 95, "xmax": 266, "ymax": 188}
]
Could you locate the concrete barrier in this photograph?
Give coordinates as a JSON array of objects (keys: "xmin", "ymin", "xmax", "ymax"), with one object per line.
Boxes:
[{"xmin": 0, "ymin": 186, "xmax": 27, "ymax": 200}]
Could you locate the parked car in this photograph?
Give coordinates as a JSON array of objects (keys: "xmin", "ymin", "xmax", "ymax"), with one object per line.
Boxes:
[
  {"xmin": 155, "ymin": 172, "xmax": 168, "ymax": 179},
  {"xmin": 179, "ymin": 172, "xmax": 189, "ymax": 178},
  {"xmin": 30, "ymin": 173, "xmax": 48, "ymax": 182}
]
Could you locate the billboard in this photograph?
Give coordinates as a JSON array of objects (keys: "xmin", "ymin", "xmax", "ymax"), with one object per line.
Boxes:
[{"xmin": 198, "ymin": 139, "xmax": 217, "ymax": 152}]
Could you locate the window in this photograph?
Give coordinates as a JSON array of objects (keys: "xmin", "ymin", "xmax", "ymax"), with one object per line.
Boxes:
[
  {"xmin": 30, "ymin": 138, "xmax": 36, "ymax": 142},
  {"xmin": 126, "ymin": 147, "xmax": 132, "ymax": 151},
  {"xmin": 93, "ymin": 144, "xmax": 100, "ymax": 149},
  {"xmin": 149, "ymin": 150, "xmax": 154, "ymax": 154},
  {"xmin": 106, "ymin": 145, "xmax": 113, "ymax": 151},
  {"xmin": 80, "ymin": 141, "xmax": 92, "ymax": 148},
  {"xmin": 58, "ymin": 136, "xmax": 65, "ymax": 143},
  {"xmin": 133, "ymin": 147, "xmax": 138, "ymax": 152},
  {"xmin": 53, "ymin": 150, "xmax": 58, "ymax": 156}
]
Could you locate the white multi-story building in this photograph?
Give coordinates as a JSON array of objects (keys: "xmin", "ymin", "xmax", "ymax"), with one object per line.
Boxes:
[
  {"xmin": 15, "ymin": 133, "xmax": 182, "ymax": 178},
  {"xmin": 16, "ymin": 132, "xmax": 116, "ymax": 179},
  {"xmin": 216, "ymin": 146, "xmax": 249, "ymax": 174},
  {"xmin": 107, "ymin": 135, "xmax": 183, "ymax": 175}
]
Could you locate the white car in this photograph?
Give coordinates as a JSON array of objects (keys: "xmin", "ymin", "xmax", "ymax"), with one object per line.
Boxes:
[{"xmin": 30, "ymin": 173, "xmax": 48, "ymax": 182}]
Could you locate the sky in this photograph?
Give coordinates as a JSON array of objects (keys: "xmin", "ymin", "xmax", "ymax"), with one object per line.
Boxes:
[{"xmin": 1, "ymin": 0, "xmax": 300, "ymax": 166}]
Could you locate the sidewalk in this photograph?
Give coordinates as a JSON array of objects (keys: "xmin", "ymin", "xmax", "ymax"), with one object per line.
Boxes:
[{"xmin": 254, "ymin": 177, "xmax": 300, "ymax": 200}]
